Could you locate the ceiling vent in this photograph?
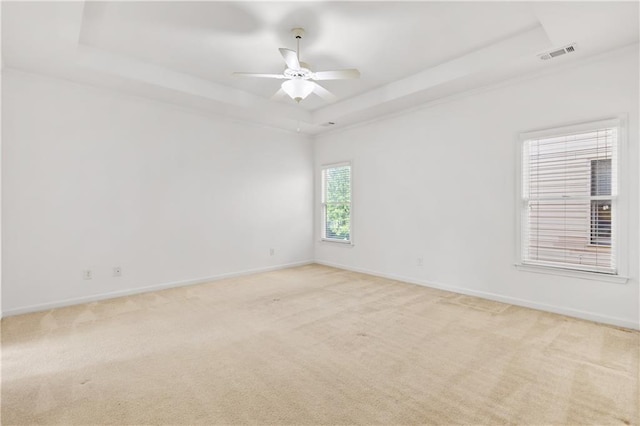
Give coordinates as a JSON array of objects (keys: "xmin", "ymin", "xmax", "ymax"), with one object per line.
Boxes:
[
  {"xmin": 320, "ymin": 121, "xmax": 336, "ymax": 127},
  {"xmin": 539, "ymin": 44, "xmax": 577, "ymax": 60}
]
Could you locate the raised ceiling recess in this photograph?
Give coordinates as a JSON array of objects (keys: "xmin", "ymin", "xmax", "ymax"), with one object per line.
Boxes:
[{"xmin": 2, "ymin": 2, "xmax": 638, "ymax": 134}]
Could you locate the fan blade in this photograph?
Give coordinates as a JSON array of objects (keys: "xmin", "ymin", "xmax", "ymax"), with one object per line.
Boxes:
[
  {"xmin": 312, "ymin": 83, "xmax": 337, "ymax": 103},
  {"xmin": 312, "ymin": 69, "xmax": 360, "ymax": 80},
  {"xmin": 271, "ymin": 88, "xmax": 287, "ymax": 101},
  {"xmin": 279, "ymin": 48, "xmax": 300, "ymax": 70},
  {"xmin": 232, "ymin": 72, "xmax": 286, "ymax": 79}
]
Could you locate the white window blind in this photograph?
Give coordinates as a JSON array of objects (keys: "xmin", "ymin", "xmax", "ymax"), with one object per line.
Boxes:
[
  {"xmin": 322, "ymin": 163, "xmax": 351, "ymax": 243},
  {"xmin": 521, "ymin": 125, "xmax": 618, "ymax": 274}
]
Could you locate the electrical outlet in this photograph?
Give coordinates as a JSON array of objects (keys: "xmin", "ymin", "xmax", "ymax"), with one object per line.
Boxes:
[
  {"xmin": 269, "ymin": 248, "xmax": 275, "ymax": 256},
  {"xmin": 417, "ymin": 257, "xmax": 424, "ymax": 267},
  {"xmin": 83, "ymin": 270, "xmax": 92, "ymax": 280},
  {"xmin": 113, "ymin": 267, "xmax": 122, "ymax": 277}
]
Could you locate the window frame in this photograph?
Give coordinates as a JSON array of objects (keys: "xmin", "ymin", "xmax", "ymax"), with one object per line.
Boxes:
[
  {"xmin": 515, "ymin": 117, "xmax": 628, "ymax": 284},
  {"xmin": 320, "ymin": 161, "xmax": 353, "ymax": 245}
]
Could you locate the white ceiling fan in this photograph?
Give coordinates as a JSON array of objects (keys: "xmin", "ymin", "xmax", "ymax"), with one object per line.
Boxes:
[{"xmin": 233, "ymin": 28, "xmax": 360, "ymax": 103}]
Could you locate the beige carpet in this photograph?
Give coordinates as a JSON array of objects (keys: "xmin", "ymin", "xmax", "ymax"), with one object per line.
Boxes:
[{"xmin": 1, "ymin": 264, "xmax": 638, "ymax": 425}]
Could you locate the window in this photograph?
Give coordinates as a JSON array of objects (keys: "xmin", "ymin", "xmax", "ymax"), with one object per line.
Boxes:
[
  {"xmin": 520, "ymin": 121, "xmax": 619, "ymax": 275},
  {"xmin": 321, "ymin": 163, "xmax": 351, "ymax": 243}
]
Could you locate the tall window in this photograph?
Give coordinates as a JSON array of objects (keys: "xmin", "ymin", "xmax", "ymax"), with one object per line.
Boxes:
[
  {"xmin": 322, "ymin": 163, "xmax": 351, "ymax": 243},
  {"xmin": 521, "ymin": 123, "xmax": 618, "ymax": 274}
]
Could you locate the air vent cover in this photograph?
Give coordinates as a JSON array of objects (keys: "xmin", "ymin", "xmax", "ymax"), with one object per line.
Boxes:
[{"xmin": 539, "ymin": 43, "xmax": 577, "ymax": 60}]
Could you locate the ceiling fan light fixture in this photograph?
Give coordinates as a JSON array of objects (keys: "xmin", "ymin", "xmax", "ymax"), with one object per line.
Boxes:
[{"xmin": 281, "ymin": 79, "xmax": 314, "ymax": 102}]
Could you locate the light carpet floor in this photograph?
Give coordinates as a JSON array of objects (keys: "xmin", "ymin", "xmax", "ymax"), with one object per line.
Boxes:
[{"xmin": 1, "ymin": 264, "xmax": 638, "ymax": 425}]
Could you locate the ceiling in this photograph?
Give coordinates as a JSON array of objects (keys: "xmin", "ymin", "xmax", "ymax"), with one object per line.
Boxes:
[{"xmin": 2, "ymin": 1, "xmax": 638, "ymax": 135}]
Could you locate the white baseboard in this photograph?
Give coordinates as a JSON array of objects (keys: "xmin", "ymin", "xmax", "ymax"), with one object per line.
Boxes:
[
  {"xmin": 4, "ymin": 259, "xmax": 637, "ymax": 331},
  {"xmin": 315, "ymin": 260, "xmax": 639, "ymax": 331},
  {"xmin": 2, "ymin": 260, "xmax": 314, "ymax": 318}
]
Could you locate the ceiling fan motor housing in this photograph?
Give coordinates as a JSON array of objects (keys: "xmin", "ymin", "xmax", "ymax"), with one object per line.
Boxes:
[{"xmin": 284, "ymin": 62, "xmax": 312, "ymax": 78}]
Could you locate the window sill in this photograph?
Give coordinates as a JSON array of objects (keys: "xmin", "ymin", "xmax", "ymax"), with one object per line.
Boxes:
[
  {"xmin": 319, "ymin": 238, "xmax": 354, "ymax": 247},
  {"xmin": 515, "ymin": 263, "xmax": 628, "ymax": 284}
]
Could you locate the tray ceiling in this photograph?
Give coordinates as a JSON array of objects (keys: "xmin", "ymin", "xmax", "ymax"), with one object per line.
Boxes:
[{"xmin": 2, "ymin": 1, "xmax": 638, "ymax": 134}]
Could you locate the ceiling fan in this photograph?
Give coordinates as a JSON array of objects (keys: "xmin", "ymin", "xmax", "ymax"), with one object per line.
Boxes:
[{"xmin": 233, "ymin": 28, "xmax": 360, "ymax": 103}]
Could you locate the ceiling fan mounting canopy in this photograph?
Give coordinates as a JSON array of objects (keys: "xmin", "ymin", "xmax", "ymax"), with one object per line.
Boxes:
[
  {"xmin": 291, "ymin": 27, "xmax": 305, "ymax": 39},
  {"xmin": 232, "ymin": 27, "xmax": 360, "ymax": 104}
]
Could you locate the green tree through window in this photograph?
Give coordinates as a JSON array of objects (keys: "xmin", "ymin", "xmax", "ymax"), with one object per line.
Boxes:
[{"xmin": 322, "ymin": 164, "xmax": 351, "ymax": 242}]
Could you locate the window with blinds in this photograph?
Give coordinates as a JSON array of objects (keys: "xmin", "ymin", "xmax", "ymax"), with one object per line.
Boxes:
[
  {"xmin": 322, "ymin": 163, "xmax": 351, "ymax": 243},
  {"xmin": 521, "ymin": 124, "xmax": 618, "ymax": 274}
]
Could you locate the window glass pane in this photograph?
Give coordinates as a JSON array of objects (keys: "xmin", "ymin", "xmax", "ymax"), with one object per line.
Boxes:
[
  {"xmin": 527, "ymin": 130, "xmax": 614, "ymax": 199},
  {"xmin": 527, "ymin": 199, "xmax": 611, "ymax": 268},
  {"xmin": 325, "ymin": 166, "xmax": 351, "ymax": 203},
  {"xmin": 591, "ymin": 159, "xmax": 612, "ymax": 196},
  {"xmin": 323, "ymin": 164, "xmax": 352, "ymax": 242},
  {"xmin": 325, "ymin": 204, "xmax": 350, "ymax": 241},
  {"xmin": 590, "ymin": 200, "xmax": 612, "ymax": 246}
]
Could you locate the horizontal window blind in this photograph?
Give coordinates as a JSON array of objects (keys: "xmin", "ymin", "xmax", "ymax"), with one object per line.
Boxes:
[
  {"xmin": 522, "ymin": 127, "xmax": 617, "ymax": 274},
  {"xmin": 322, "ymin": 164, "xmax": 351, "ymax": 242}
]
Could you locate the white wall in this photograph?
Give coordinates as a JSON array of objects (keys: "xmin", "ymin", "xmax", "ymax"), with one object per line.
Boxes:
[
  {"xmin": 2, "ymin": 69, "xmax": 314, "ymax": 314},
  {"xmin": 2, "ymin": 50, "xmax": 638, "ymax": 329},
  {"xmin": 314, "ymin": 49, "xmax": 639, "ymax": 329}
]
